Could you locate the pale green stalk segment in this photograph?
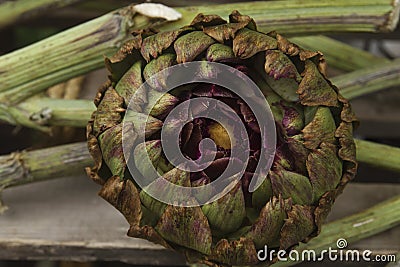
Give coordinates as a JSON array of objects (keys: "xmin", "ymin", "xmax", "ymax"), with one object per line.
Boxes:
[
  {"xmin": 1, "ymin": 58, "xmax": 103, "ymax": 105},
  {"xmin": 0, "ymin": 97, "xmax": 95, "ymax": 132},
  {"xmin": 18, "ymin": 97, "xmax": 96, "ymax": 127},
  {"xmin": 0, "ymin": 10, "xmax": 136, "ymax": 104},
  {"xmin": 169, "ymin": 0, "xmax": 399, "ymax": 33},
  {"xmin": 355, "ymin": 139, "xmax": 400, "ymax": 173},
  {"xmin": 290, "ymin": 36, "xmax": 390, "ymax": 72},
  {"xmin": 0, "ymin": 142, "xmax": 93, "ymax": 189},
  {"xmin": 333, "ymin": 58, "xmax": 400, "ymax": 99}
]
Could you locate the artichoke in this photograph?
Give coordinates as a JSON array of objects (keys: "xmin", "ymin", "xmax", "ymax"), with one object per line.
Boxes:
[{"xmin": 86, "ymin": 11, "xmax": 357, "ymax": 266}]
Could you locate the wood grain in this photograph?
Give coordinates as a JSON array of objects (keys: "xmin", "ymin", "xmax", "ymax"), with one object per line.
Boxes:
[{"xmin": 0, "ymin": 175, "xmax": 398, "ymax": 265}]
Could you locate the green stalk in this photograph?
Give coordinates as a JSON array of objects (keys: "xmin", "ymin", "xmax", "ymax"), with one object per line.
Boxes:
[
  {"xmin": 0, "ymin": 96, "xmax": 95, "ymax": 133},
  {"xmin": 0, "ymin": 0, "xmax": 399, "ymax": 105},
  {"xmin": 169, "ymin": 0, "xmax": 400, "ymax": 34},
  {"xmin": 333, "ymin": 58, "xmax": 400, "ymax": 100},
  {"xmin": 355, "ymin": 139, "xmax": 400, "ymax": 173},
  {"xmin": 0, "ymin": 0, "xmax": 83, "ymax": 28},
  {"xmin": 0, "ymin": 10, "xmax": 143, "ymax": 105},
  {"xmin": 272, "ymin": 195, "xmax": 400, "ymax": 267},
  {"xmin": 290, "ymin": 36, "xmax": 390, "ymax": 72},
  {"xmin": 0, "ymin": 142, "xmax": 92, "ymax": 190}
]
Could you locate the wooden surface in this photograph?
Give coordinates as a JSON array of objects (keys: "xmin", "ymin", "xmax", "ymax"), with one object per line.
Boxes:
[
  {"xmin": 0, "ymin": 174, "xmax": 186, "ymax": 265},
  {"xmin": 0, "ymin": 174, "xmax": 399, "ymax": 265}
]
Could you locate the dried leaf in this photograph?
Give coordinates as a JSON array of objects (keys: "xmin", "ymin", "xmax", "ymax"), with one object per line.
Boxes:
[
  {"xmin": 302, "ymin": 106, "xmax": 336, "ymax": 150},
  {"xmin": 297, "ymin": 60, "xmax": 338, "ymax": 106},
  {"xmin": 307, "ymin": 142, "xmax": 342, "ymax": 201},
  {"xmin": 270, "ymin": 167, "xmax": 313, "ymax": 205},
  {"xmin": 156, "ymin": 205, "xmax": 212, "ymax": 255},
  {"xmin": 206, "ymin": 43, "xmax": 236, "ymax": 62},
  {"xmin": 141, "ymin": 29, "xmax": 188, "ymax": 62},
  {"xmin": 233, "ymin": 28, "xmax": 277, "ymax": 59},
  {"xmin": 265, "ymin": 50, "xmax": 302, "ymax": 81},
  {"xmin": 174, "ymin": 31, "xmax": 215, "ymax": 63},
  {"xmin": 93, "ymin": 88, "xmax": 124, "ymax": 136},
  {"xmin": 246, "ymin": 196, "xmax": 291, "ymax": 248},
  {"xmin": 190, "ymin": 13, "xmax": 227, "ymax": 28},
  {"xmin": 105, "ymin": 38, "xmax": 142, "ymax": 83},
  {"xmin": 210, "ymin": 237, "xmax": 259, "ymax": 265},
  {"xmin": 203, "ymin": 22, "xmax": 249, "ymax": 43},
  {"xmin": 280, "ymin": 205, "xmax": 316, "ymax": 249}
]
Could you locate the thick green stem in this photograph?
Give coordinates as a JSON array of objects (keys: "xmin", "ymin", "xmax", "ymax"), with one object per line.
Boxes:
[
  {"xmin": 0, "ymin": 142, "xmax": 92, "ymax": 189},
  {"xmin": 0, "ymin": 8, "xmax": 143, "ymax": 105},
  {"xmin": 355, "ymin": 139, "xmax": 400, "ymax": 173},
  {"xmin": 290, "ymin": 36, "xmax": 390, "ymax": 72},
  {"xmin": 333, "ymin": 58, "xmax": 400, "ymax": 100},
  {"xmin": 272, "ymin": 195, "xmax": 400, "ymax": 266},
  {"xmin": 170, "ymin": 0, "xmax": 400, "ymax": 34},
  {"xmin": 0, "ymin": 0, "xmax": 399, "ymax": 105},
  {"xmin": 0, "ymin": 0, "xmax": 83, "ymax": 28},
  {"xmin": 0, "ymin": 96, "xmax": 95, "ymax": 133}
]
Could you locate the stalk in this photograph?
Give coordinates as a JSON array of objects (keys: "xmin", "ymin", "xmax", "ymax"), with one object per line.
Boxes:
[
  {"xmin": 0, "ymin": 0, "xmax": 399, "ymax": 105},
  {"xmin": 0, "ymin": 9, "xmax": 142, "ymax": 105},
  {"xmin": 0, "ymin": 97, "xmax": 95, "ymax": 133},
  {"xmin": 355, "ymin": 139, "xmax": 400, "ymax": 173},
  {"xmin": 0, "ymin": 142, "xmax": 92, "ymax": 189},
  {"xmin": 272, "ymin": 195, "xmax": 400, "ymax": 267},
  {"xmin": 20, "ymin": 97, "xmax": 94, "ymax": 128},
  {"xmin": 290, "ymin": 36, "xmax": 390, "ymax": 72},
  {"xmin": 0, "ymin": 0, "xmax": 83, "ymax": 28},
  {"xmin": 333, "ymin": 58, "xmax": 400, "ymax": 100},
  {"xmin": 169, "ymin": 0, "xmax": 400, "ymax": 34}
]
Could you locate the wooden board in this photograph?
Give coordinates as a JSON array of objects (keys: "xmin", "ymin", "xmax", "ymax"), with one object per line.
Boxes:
[
  {"xmin": 0, "ymin": 174, "xmax": 399, "ymax": 265},
  {"xmin": 0, "ymin": 175, "xmax": 186, "ymax": 265}
]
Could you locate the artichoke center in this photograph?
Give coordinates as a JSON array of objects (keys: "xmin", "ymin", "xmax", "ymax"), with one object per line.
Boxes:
[{"xmin": 208, "ymin": 122, "xmax": 231, "ymax": 150}]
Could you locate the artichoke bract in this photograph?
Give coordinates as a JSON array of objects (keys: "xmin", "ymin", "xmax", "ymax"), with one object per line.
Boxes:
[{"xmin": 86, "ymin": 11, "xmax": 357, "ymax": 266}]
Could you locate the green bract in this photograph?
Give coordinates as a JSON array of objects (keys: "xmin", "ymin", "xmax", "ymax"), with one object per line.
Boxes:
[{"xmin": 87, "ymin": 11, "xmax": 357, "ymax": 266}]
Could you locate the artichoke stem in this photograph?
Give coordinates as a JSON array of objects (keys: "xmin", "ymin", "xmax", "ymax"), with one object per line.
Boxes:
[
  {"xmin": 0, "ymin": 0, "xmax": 399, "ymax": 105},
  {"xmin": 0, "ymin": 142, "xmax": 93, "ymax": 189},
  {"xmin": 355, "ymin": 139, "xmax": 400, "ymax": 173}
]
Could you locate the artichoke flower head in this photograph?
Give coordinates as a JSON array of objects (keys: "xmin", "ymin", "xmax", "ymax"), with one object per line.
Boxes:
[{"xmin": 87, "ymin": 11, "xmax": 357, "ymax": 266}]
